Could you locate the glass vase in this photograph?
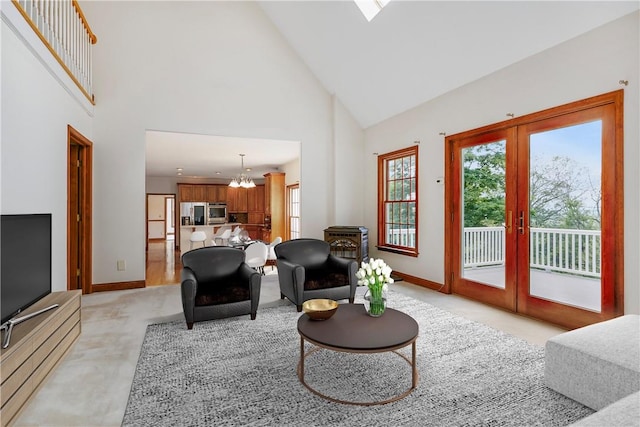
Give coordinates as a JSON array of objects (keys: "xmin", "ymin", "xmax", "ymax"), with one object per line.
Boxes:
[{"xmin": 364, "ymin": 287, "xmax": 387, "ymax": 317}]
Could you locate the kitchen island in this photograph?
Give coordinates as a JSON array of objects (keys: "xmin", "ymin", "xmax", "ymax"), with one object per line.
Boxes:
[{"xmin": 179, "ymin": 223, "xmax": 266, "ymax": 256}]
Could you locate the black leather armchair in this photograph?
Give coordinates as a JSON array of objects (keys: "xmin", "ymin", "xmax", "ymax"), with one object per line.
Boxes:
[
  {"xmin": 181, "ymin": 246, "xmax": 261, "ymax": 329},
  {"xmin": 274, "ymin": 238, "xmax": 357, "ymax": 312}
]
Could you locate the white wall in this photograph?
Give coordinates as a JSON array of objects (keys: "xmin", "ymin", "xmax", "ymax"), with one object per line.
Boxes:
[
  {"xmin": 81, "ymin": 1, "xmax": 362, "ymax": 283},
  {"xmin": 333, "ymin": 96, "xmax": 365, "ymax": 226},
  {"xmin": 282, "ymin": 158, "xmax": 300, "ymax": 186},
  {"xmin": 364, "ymin": 12, "xmax": 640, "ymax": 313},
  {"xmin": 1, "ymin": 9, "xmax": 93, "ymax": 292}
]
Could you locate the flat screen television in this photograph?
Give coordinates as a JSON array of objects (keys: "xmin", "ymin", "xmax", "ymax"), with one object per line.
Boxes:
[{"xmin": 1, "ymin": 214, "xmax": 52, "ymax": 324}]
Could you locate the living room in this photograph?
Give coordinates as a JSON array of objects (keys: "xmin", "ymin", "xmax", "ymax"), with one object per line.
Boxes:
[{"xmin": 2, "ymin": 1, "xmax": 639, "ymax": 426}]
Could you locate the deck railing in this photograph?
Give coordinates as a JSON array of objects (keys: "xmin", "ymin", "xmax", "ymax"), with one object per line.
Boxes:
[
  {"xmin": 529, "ymin": 227, "xmax": 601, "ymax": 277},
  {"xmin": 386, "ymin": 226, "xmax": 416, "ymax": 248},
  {"xmin": 461, "ymin": 226, "xmax": 601, "ymax": 278},
  {"xmin": 12, "ymin": 0, "xmax": 97, "ymax": 103},
  {"xmin": 463, "ymin": 226, "xmax": 505, "ymax": 267}
]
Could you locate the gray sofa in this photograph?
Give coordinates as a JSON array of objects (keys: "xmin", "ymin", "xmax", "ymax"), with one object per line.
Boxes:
[{"xmin": 545, "ymin": 314, "xmax": 640, "ymax": 425}]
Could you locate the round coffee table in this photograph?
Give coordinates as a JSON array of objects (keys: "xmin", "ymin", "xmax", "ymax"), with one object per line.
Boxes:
[{"xmin": 297, "ymin": 303, "xmax": 419, "ymax": 406}]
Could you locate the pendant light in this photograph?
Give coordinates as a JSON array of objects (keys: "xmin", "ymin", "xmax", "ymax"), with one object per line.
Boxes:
[{"xmin": 228, "ymin": 154, "xmax": 255, "ymax": 188}]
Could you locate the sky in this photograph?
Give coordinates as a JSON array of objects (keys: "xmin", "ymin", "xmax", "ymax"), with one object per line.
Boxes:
[{"xmin": 530, "ymin": 120, "xmax": 602, "ymax": 177}]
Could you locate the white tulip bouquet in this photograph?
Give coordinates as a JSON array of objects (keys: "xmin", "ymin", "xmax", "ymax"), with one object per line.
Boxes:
[{"xmin": 355, "ymin": 258, "xmax": 394, "ymax": 316}]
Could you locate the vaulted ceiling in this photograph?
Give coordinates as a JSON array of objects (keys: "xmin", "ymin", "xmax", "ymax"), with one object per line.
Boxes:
[
  {"xmin": 259, "ymin": 1, "xmax": 638, "ymax": 128},
  {"xmin": 146, "ymin": 1, "xmax": 638, "ymax": 180}
]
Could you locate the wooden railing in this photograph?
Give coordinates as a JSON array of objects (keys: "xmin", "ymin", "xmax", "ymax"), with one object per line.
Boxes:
[{"xmin": 12, "ymin": 0, "xmax": 97, "ymax": 103}]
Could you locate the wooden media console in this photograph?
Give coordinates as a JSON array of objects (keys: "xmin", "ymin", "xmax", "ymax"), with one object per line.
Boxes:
[{"xmin": 0, "ymin": 291, "xmax": 81, "ymax": 426}]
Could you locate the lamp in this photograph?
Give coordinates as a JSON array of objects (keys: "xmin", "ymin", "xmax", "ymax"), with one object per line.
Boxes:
[{"xmin": 229, "ymin": 154, "xmax": 256, "ymax": 188}]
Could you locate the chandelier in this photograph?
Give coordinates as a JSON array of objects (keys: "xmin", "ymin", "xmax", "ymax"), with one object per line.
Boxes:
[{"xmin": 228, "ymin": 154, "xmax": 256, "ymax": 188}]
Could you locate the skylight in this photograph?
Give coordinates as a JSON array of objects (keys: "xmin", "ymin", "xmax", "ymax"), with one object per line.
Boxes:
[{"xmin": 354, "ymin": 0, "xmax": 390, "ymax": 22}]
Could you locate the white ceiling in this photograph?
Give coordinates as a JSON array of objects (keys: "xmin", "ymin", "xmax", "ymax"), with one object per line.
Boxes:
[
  {"xmin": 145, "ymin": 130, "xmax": 300, "ymax": 180},
  {"xmin": 146, "ymin": 1, "xmax": 638, "ymax": 180},
  {"xmin": 259, "ymin": 0, "xmax": 638, "ymax": 128}
]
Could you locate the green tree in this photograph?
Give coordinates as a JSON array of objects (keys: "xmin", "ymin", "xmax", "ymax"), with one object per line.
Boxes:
[
  {"xmin": 462, "ymin": 149, "xmax": 600, "ymax": 230},
  {"xmin": 529, "ymin": 156, "xmax": 599, "ymax": 230},
  {"xmin": 463, "ymin": 142, "xmax": 506, "ymax": 227}
]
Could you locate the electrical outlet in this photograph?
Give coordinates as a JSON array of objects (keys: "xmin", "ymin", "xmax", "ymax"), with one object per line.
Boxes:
[{"xmin": 117, "ymin": 260, "xmax": 126, "ymax": 271}]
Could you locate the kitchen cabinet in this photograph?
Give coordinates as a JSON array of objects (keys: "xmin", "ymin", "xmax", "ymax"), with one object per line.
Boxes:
[
  {"xmin": 226, "ymin": 187, "xmax": 237, "ymax": 211},
  {"xmin": 178, "ymin": 184, "xmax": 207, "ymax": 203},
  {"xmin": 244, "ymin": 225, "xmax": 261, "ymax": 240},
  {"xmin": 227, "ymin": 187, "xmax": 248, "ymax": 212},
  {"xmin": 237, "ymin": 188, "xmax": 248, "ymax": 212},
  {"xmin": 264, "ymin": 172, "xmax": 285, "ymax": 241},
  {"xmin": 206, "ymin": 185, "xmax": 227, "ymax": 203},
  {"xmin": 191, "ymin": 185, "xmax": 206, "ymax": 202},
  {"xmin": 248, "ymin": 212, "xmax": 264, "ymax": 224},
  {"xmin": 261, "ymin": 228, "xmax": 271, "ymax": 243},
  {"xmin": 178, "ymin": 184, "xmax": 194, "ymax": 202},
  {"xmin": 247, "ymin": 185, "xmax": 264, "ymax": 213}
]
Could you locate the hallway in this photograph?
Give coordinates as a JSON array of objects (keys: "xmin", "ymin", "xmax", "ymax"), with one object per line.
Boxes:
[{"xmin": 146, "ymin": 240, "xmax": 181, "ymax": 286}]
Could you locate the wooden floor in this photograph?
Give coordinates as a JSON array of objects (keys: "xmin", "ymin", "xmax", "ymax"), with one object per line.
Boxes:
[{"xmin": 146, "ymin": 239, "xmax": 182, "ymax": 286}]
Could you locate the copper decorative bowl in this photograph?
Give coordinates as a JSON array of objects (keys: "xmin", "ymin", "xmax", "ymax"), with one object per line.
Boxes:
[{"xmin": 302, "ymin": 299, "xmax": 339, "ymax": 320}]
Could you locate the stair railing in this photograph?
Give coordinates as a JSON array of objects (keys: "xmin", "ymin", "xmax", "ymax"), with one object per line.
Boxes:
[{"xmin": 12, "ymin": 0, "xmax": 97, "ymax": 104}]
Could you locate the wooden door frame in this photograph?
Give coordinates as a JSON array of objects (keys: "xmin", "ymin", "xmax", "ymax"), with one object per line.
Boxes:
[
  {"xmin": 448, "ymin": 128, "xmax": 517, "ymax": 311},
  {"xmin": 285, "ymin": 183, "xmax": 299, "ymax": 240},
  {"xmin": 67, "ymin": 125, "xmax": 93, "ymax": 294},
  {"xmin": 445, "ymin": 90, "xmax": 624, "ymax": 328}
]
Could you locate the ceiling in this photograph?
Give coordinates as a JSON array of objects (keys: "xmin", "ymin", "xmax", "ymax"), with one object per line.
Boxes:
[
  {"xmin": 145, "ymin": 131, "xmax": 300, "ymax": 180},
  {"xmin": 146, "ymin": 1, "xmax": 638, "ymax": 180}
]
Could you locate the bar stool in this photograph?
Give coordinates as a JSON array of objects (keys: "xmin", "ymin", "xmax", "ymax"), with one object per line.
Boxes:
[
  {"xmin": 214, "ymin": 229, "xmax": 232, "ymax": 246},
  {"xmin": 189, "ymin": 231, "xmax": 207, "ymax": 250}
]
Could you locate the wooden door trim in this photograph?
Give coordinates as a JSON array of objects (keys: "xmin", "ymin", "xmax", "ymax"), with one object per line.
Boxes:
[
  {"xmin": 447, "ymin": 128, "xmax": 517, "ymax": 310},
  {"xmin": 445, "ymin": 90, "xmax": 624, "ymax": 328},
  {"xmin": 515, "ymin": 101, "xmax": 624, "ymax": 328},
  {"xmin": 67, "ymin": 125, "xmax": 93, "ymax": 294}
]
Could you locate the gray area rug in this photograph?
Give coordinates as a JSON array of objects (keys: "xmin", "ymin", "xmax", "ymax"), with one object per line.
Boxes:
[{"xmin": 123, "ymin": 291, "xmax": 593, "ymax": 426}]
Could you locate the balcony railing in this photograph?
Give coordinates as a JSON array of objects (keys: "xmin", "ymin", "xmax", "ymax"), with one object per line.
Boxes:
[
  {"xmin": 461, "ymin": 226, "xmax": 601, "ymax": 278},
  {"xmin": 463, "ymin": 226, "xmax": 505, "ymax": 267},
  {"xmin": 529, "ymin": 227, "xmax": 600, "ymax": 277},
  {"xmin": 386, "ymin": 226, "xmax": 601, "ymax": 278},
  {"xmin": 12, "ymin": 0, "xmax": 97, "ymax": 103}
]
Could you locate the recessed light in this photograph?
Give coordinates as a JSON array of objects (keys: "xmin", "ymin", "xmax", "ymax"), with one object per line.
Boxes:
[
  {"xmin": 216, "ymin": 171, "xmax": 221, "ymax": 175},
  {"xmin": 176, "ymin": 168, "xmax": 183, "ymax": 171}
]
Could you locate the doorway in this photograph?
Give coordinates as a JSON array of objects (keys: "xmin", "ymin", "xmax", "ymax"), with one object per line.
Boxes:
[
  {"xmin": 67, "ymin": 125, "xmax": 93, "ymax": 294},
  {"xmin": 445, "ymin": 91, "xmax": 624, "ymax": 329},
  {"xmin": 145, "ymin": 193, "xmax": 180, "ymax": 286}
]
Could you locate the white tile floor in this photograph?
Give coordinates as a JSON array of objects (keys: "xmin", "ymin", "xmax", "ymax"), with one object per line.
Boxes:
[{"xmin": 12, "ymin": 271, "xmax": 567, "ymax": 427}]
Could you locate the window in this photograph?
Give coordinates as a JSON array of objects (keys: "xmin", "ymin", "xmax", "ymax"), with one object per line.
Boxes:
[
  {"xmin": 378, "ymin": 146, "xmax": 418, "ymax": 256},
  {"xmin": 287, "ymin": 184, "xmax": 300, "ymax": 240},
  {"xmin": 354, "ymin": 0, "xmax": 391, "ymax": 22}
]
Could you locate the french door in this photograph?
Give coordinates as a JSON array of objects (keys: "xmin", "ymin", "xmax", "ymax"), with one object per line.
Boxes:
[{"xmin": 445, "ymin": 91, "xmax": 624, "ymax": 329}]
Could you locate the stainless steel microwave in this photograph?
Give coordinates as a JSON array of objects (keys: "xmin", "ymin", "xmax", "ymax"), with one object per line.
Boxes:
[{"xmin": 207, "ymin": 203, "xmax": 227, "ymax": 224}]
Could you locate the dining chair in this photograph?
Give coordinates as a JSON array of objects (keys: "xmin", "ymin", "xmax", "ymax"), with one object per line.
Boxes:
[
  {"xmin": 189, "ymin": 230, "xmax": 207, "ymax": 250},
  {"xmin": 266, "ymin": 236, "xmax": 282, "ymax": 270},
  {"xmin": 214, "ymin": 228, "xmax": 232, "ymax": 246},
  {"xmin": 244, "ymin": 241, "xmax": 268, "ymax": 275}
]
